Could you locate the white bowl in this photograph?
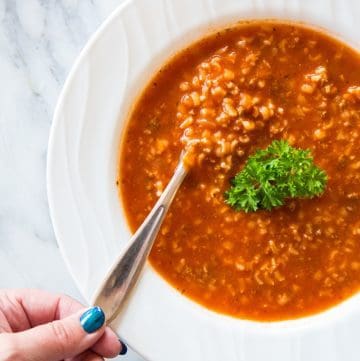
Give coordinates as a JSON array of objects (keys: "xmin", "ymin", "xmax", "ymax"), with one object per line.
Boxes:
[{"xmin": 47, "ymin": 0, "xmax": 360, "ymax": 360}]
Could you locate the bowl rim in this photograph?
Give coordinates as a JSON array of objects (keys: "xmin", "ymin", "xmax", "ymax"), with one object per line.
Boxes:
[{"xmin": 47, "ymin": 0, "xmax": 133, "ymax": 300}]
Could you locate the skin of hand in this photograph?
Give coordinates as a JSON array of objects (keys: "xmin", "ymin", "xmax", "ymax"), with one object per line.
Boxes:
[{"xmin": 0, "ymin": 288, "xmax": 125, "ymax": 361}]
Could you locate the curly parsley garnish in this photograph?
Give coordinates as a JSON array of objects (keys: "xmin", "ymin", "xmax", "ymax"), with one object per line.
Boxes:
[{"xmin": 225, "ymin": 140, "xmax": 327, "ymax": 212}]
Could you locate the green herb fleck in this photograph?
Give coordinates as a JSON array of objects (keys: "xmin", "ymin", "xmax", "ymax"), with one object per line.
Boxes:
[{"xmin": 225, "ymin": 140, "xmax": 327, "ymax": 212}]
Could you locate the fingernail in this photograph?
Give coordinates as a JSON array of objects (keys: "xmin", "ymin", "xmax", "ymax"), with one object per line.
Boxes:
[
  {"xmin": 119, "ymin": 340, "xmax": 128, "ymax": 355},
  {"xmin": 80, "ymin": 306, "xmax": 105, "ymax": 333}
]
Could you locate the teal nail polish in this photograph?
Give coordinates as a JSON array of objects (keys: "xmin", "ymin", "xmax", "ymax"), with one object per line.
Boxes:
[{"xmin": 80, "ymin": 307, "xmax": 105, "ymax": 333}]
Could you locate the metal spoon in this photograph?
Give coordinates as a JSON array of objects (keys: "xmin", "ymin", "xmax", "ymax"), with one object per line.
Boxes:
[{"xmin": 92, "ymin": 154, "xmax": 188, "ymax": 323}]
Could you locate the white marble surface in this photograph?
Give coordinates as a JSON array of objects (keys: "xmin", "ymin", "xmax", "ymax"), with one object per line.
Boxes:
[{"xmin": 0, "ymin": 0, "xmax": 142, "ymax": 359}]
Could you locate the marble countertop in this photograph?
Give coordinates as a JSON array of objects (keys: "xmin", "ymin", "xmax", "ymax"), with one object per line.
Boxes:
[{"xmin": 0, "ymin": 0, "xmax": 142, "ymax": 359}]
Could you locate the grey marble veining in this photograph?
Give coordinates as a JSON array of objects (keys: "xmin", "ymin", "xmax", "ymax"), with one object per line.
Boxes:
[{"xmin": 0, "ymin": 1, "xmax": 143, "ymax": 360}]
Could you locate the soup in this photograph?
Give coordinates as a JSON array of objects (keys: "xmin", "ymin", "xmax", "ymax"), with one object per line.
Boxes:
[{"xmin": 119, "ymin": 21, "xmax": 360, "ymax": 321}]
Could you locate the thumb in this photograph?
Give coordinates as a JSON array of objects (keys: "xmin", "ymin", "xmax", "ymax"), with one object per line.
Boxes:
[{"xmin": 5, "ymin": 306, "xmax": 106, "ymax": 361}]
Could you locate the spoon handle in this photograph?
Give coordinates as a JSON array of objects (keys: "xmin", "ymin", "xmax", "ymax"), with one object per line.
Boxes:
[{"xmin": 92, "ymin": 160, "xmax": 187, "ymax": 323}]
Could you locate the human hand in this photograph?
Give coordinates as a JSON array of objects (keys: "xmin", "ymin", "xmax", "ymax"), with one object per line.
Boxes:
[{"xmin": 0, "ymin": 288, "xmax": 127, "ymax": 360}]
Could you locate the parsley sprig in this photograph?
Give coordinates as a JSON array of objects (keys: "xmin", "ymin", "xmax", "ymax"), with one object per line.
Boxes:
[{"xmin": 225, "ymin": 140, "xmax": 327, "ymax": 212}]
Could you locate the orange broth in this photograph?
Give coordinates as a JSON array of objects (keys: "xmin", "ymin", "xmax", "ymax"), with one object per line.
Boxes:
[{"xmin": 119, "ymin": 22, "xmax": 360, "ymax": 320}]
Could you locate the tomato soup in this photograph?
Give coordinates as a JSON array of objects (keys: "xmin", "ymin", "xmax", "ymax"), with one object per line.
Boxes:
[{"xmin": 120, "ymin": 22, "xmax": 360, "ymax": 321}]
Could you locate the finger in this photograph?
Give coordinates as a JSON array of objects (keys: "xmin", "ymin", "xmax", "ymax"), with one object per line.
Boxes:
[
  {"xmin": 0, "ymin": 310, "xmax": 12, "ymax": 332},
  {"xmin": 3, "ymin": 307, "xmax": 106, "ymax": 361},
  {"xmin": 0, "ymin": 289, "xmax": 121, "ymax": 357},
  {"xmin": 91, "ymin": 327, "xmax": 121, "ymax": 358},
  {"xmin": 69, "ymin": 349, "xmax": 104, "ymax": 361},
  {"xmin": 0, "ymin": 288, "xmax": 84, "ymax": 330}
]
